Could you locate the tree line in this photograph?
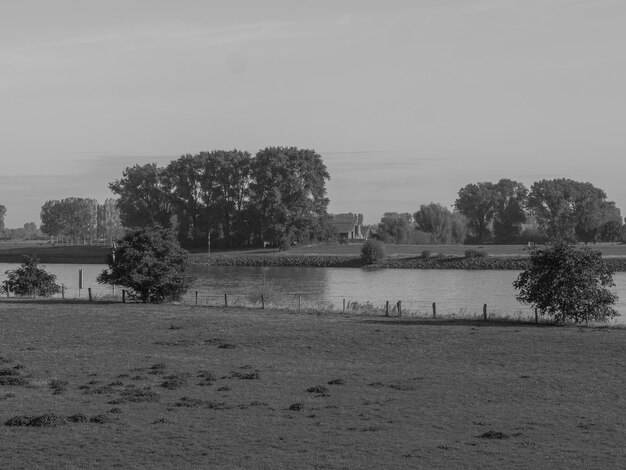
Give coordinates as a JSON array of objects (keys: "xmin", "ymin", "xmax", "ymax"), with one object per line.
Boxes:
[
  {"xmin": 376, "ymin": 178, "xmax": 623, "ymax": 245},
  {"xmin": 17, "ymin": 150, "xmax": 623, "ymax": 247}
]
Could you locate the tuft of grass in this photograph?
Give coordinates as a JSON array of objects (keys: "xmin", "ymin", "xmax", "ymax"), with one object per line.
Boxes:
[
  {"xmin": 174, "ymin": 397, "xmax": 227, "ymax": 409},
  {"xmin": 0, "ymin": 376, "xmax": 28, "ymax": 386},
  {"xmin": 28, "ymin": 413, "xmax": 68, "ymax": 428},
  {"xmin": 328, "ymin": 378, "xmax": 346, "ymax": 385},
  {"xmin": 119, "ymin": 387, "xmax": 160, "ymax": 402},
  {"xmin": 89, "ymin": 414, "xmax": 115, "ymax": 424},
  {"xmin": 160, "ymin": 375, "xmax": 189, "ymax": 390},
  {"xmin": 67, "ymin": 413, "xmax": 89, "ymax": 423},
  {"xmin": 306, "ymin": 385, "xmax": 329, "ymax": 394},
  {"xmin": 49, "ymin": 379, "xmax": 69, "ymax": 395},
  {"xmin": 4, "ymin": 415, "xmax": 34, "ymax": 426},
  {"xmin": 479, "ymin": 431, "xmax": 510, "ymax": 439}
]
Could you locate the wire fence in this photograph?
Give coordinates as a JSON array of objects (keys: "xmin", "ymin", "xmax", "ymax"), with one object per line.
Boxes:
[
  {"xmin": 0, "ymin": 282, "xmax": 537, "ymax": 321},
  {"xmin": 188, "ymin": 292, "xmax": 538, "ymax": 321}
]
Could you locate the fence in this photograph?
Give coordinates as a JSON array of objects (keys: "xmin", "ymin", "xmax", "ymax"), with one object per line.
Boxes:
[
  {"xmin": 1, "ymin": 281, "xmax": 540, "ymax": 323},
  {"xmin": 186, "ymin": 292, "xmax": 539, "ymax": 322}
]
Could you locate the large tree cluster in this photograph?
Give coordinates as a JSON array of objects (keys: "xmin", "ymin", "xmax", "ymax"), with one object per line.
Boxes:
[
  {"xmin": 452, "ymin": 178, "xmax": 621, "ymax": 244},
  {"xmin": 109, "ymin": 147, "xmax": 331, "ymax": 248}
]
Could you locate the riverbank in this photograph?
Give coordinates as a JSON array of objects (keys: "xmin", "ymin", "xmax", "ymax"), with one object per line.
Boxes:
[
  {"xmin": 192, "ymin": 253, "xmax": 626, "ymax": 271},
  {"xmin": 3, "ymin": 241, "xmax": 626, "ymax": 271},
  {"xmin": 1, "ymin": 302, "xmax": 624, "ymax": 469},
  {"xmin": 0, "ymin": 244, "xmax": 109, "ymax": 264}
]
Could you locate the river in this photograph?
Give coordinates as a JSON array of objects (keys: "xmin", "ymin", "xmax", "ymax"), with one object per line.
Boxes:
[{"xmin": 2, "ymin": 263, "xmax": 625, "ymax": 325}]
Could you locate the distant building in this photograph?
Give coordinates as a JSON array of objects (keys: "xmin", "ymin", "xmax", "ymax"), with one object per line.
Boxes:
[{"xmin": 329, "ymin": 213, "xmax": 368, "ymax": 240}]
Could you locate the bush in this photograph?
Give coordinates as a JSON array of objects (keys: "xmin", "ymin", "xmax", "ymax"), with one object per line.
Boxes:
[
  {"xmin": 421, "ymin": 250, "xmax": 431, "ymax": 259},
  {"xmin": 278, "ymin": 236, "xmax": 291, "ymax": 252},
  {"xmin": 465, "ymin": 249, "xmax": 487, "ymax": 258},
  {"xmin": 513, "ymin": 239, "xmax": 619, "ymax": 323},
  {"xmin": 360, "ymin": 240, "xmax": 386, "ymax": 265},
  {"xmin": 2, "ymin": 256, "xmax": 60, "ymax": 297},
  {"xmin": 97, "ymin": 225, "xmax": 192, "ymax": 303}
]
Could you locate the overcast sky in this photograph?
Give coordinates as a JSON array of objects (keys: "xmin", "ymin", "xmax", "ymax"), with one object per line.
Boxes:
[{"xmin": 2, "ymin": 0, "xmax": 626, "ymax": 228}]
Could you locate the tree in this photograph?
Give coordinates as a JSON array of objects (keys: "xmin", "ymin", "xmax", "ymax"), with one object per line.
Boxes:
[
  {"xmin": 598, "ymin": 215, "xmax": 623, "ymax": 243},
  {"xmin": 248, "ymin": 147, "xmax": 330, "ymax": 246},
  {"xmin": 513, "ymin": 239, "xmax": 619, "ymax": 324},
  {"xmin": 527, "ymin": 179, "xmax": 618, "ymax": 242},
  {"xmin": 40, "ymin": 198, "xmax": 98, "ymax": 238},
  {"xmin": 165, "ymin": 154, "xmax": 207, "ymax": 246},
  {"xmin": 199, "ymin": 150, "xmax": 252, "ymax": 248},
  {"xmin": 360, "ymin": 239, "xmax": 386, "ymax": 265},
  {"xmin": 109, "ymin": 164, "xmax": 174, "ymax": 229},
  {"xmin": 454, "ymin": 182, "xmax": 497, "ymax": 243},
  {"xmin": 0, "ymin": 205, "xmax": 6, "ymax": 230},
  {"xmin": 414, "ymin": 203, "xmax": 452, "ymax": 244},
  {"xmin": 377, "ymin": 212, "xmax": 413, "ymax": 244},
  {"xmin": 97, "ymin": 225, "xmax": 192, "ymax": 303},
  {"xmin": 493, "ymin": 179, "xmax": 528, "ymax": 243},
  {"xmin": 413, "ymin": 203, "xmax": 467, "ymax": 244},
  {"xmin": 3, "ymin": 255, "xmax": 61, "ymax": 297},
  {"xmin": 97, "ymin": 199, "xmax": 124, "ymax": 241}
]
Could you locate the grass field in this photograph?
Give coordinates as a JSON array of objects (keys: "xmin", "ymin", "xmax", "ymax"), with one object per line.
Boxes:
[{"xmin": 1, "ymin": 302, "xmax": 625, "ymax": 469}]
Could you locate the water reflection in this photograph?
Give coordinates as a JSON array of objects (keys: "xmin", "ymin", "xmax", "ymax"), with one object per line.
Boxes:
[{"xmin": 1, "ymin": 263, "xmax": 625, "ymax": 324}]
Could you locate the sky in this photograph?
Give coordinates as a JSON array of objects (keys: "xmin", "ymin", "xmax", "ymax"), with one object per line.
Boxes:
[{"xmin": 2, "ymin": 0, "xmax": 626, "ymax": 228}]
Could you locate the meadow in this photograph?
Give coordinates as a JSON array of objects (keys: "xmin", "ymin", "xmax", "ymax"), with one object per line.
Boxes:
[{"xmin": 1, "ymin": 301, "xmax": 625, "ymax": 469}]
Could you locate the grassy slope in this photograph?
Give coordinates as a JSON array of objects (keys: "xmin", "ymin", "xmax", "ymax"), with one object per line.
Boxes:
[{"xmin": 1, "ymin": 302, "xmax": 625, "ymax": 469}]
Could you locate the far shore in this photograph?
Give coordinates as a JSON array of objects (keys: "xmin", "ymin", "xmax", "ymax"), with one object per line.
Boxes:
[{"xmin": 1, "ymin": 240, "xmax": 626, "ymax": 269}]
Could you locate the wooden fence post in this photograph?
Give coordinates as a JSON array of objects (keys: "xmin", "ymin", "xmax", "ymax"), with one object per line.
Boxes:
[
  {"xmin": 432, "ymin": 302, "xmax": 436, "ymax": 319},
  {"xmin": 385, "ymin": 301, "xmax": 389, "ymax": 317},
  {"xmin": 298, "ymin": 295, "xmax": 301, "ymax": 311},
  {"xmin": 195, "ymin": 291, "xmax": 198, "ymax": 306},
  {"xmin": 261, "ymin": 295, "xmax": 265, "ymax": 309},
  {"xmin": 224, "ymin": 293, "xmax": 228, "ymax": 307},
  {"xmin": 88, "ymin": 288, "xmax": 93, "ymax": 302},
  {"xmin": 483, "ymin": 304, "xmax": 487, "ymax": 321},
  {"xmin": 343, "ymin": 299, "xmax": 346, "ymax": 312},
  {"xmin": 397, "ymin": 301, "xmax": 402, "ymax": 317},
  {"xmin": 5, "ymin": 281, "xmax": 9, "ymax": 299},
  {"xmin": 122, "ymin": 290, "xmax": 126, "ymax": 303},
  {"xmin": 535, "ymin": 307, "xmax": 538, "ymax": 324},
  {"xmin": 61, "ymin": 285, "xmax": 64, "ymax": 300}
]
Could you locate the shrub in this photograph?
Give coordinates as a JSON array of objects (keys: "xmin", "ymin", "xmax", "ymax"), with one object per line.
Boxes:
[
  {"xmin": 514, "ymin": 239, "xmax": 619, "ymax": 323},
  {"xmin": 278, "ymin": 236, "xmax": 291, "ymax": 251},
  {"xmin": 464, "ymin": 249, "xmax": 487, "ymax": 258},
  {"xmin": 2, "ymin": 255, "xmax": 60, "ymax": 297},
  {"xmin": 421, "ymin": 250, "xmax": 431, "ymax": 259},
  {"xmin": 360, "ymin": 240, "xmax": 386, "ymax": 265},
  {"xmin": 97, "ymin": 225, "xmax": 192, "ymax": 303}
]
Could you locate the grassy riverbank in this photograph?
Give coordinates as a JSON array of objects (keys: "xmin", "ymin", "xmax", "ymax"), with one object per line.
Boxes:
[
  {"xmin": 0, "ymin": 242, "xmax": 109, "ymax": 264},
  {"xmin": 1, "ymin": 302, "xmax": 625, "ymax": 469},
  {"xmin": 2, "ymin": 240, "xmax": 626, "ymax": 270}
]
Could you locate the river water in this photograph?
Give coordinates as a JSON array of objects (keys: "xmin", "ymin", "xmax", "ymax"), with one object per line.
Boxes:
[{"xmin": 2, "ymin": 263, "xmax": 626, "ymax": 325}]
